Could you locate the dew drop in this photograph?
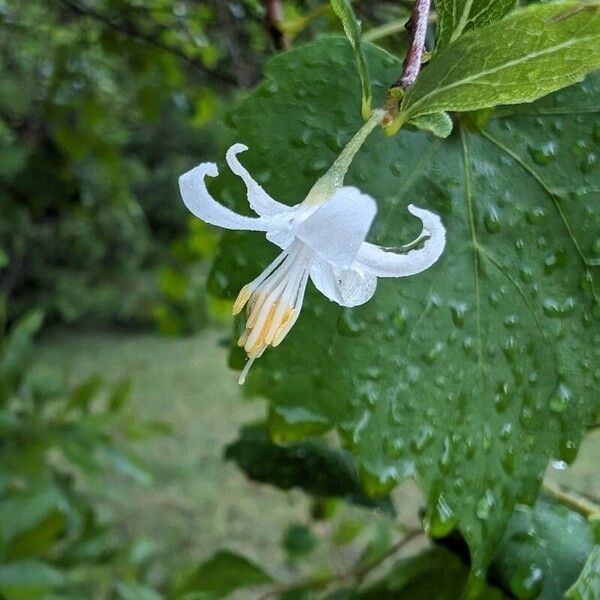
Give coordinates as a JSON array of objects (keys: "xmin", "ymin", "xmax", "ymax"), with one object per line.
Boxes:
[
  {"xmin": 528, "ymin": 142, "xmax": 556, "ymax": 166},
  {"xmin": 580, "ymin": 152, "xmax": 597, "ymax": 174},
  {"xmin": 337, "ymin": 308, "xmax": 366, "ymax": 337},
  {"xmin": 549, "ymin": 381, "xmax": 571, "ymax": 413},
  {"xmin": 291, "ymin": 129, "xmax": 312, "ymax": 148},
  {"xmin": 483, "ymin": 206, "xmax": 501, "ymax": 233},
  {"xmin": 501, "ymin": 446, "xmax": 515, "ymax": 474},
  {"xmin": 475, "ymin": 489, "xmax": 496, "ymax": 520},
  {"xmin": 423, "ymin": 341, "xmax": 444, "ymax": 364},
  {"xmin": 383, "ymin": 436, "xmax": 404, "ymax": 459},
  {"xmin": 411, "ymin": 426, "xmax": 434, "ymax": 454},
  {"xmin": 558, "ymin": 437, "xmax": 578, "ymax": 463},
  {"xmin": 439, "ymin": 436, "xmax": 452, "ymax": 473},
  {"xmin": 509, "ymin": 564, "xmax": 544, "ymax": 599},
  {"xmin": 450, "ymin": 303, "xmax": 468, "ymax": 328},
  {"xmin": 426, "ymin": 494, "xmax": 458, "ymax": 537},
  {"xmin": 526, "ymin": 207, "xmax": 545, "ymax": 223},
  {"xmin": 544, "ymin": 249, "xmax": 567, "ymax": 274},
  {"xmin": 542, "ymin": 297, "xmax": 576, "ymax": 318},
  {"xmin": 359, "ymin": 465, "xmax": 399, "ymax": 496},
  {"xmin": 390, "ymin": 160, "xmax": 403, "ymax": 176}
]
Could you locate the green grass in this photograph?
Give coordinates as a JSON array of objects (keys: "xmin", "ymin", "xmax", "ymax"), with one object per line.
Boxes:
[
  {"xmin": 36, "ymin": 327, "xmax": 311, "ymax": 582},
  {"xmin": 35, "ymin": 326, "xmax": 600, "ymax": 586}
]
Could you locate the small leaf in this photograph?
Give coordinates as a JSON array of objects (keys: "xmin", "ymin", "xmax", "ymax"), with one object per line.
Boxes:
[
  {"xmin": 435, "ymin": 0, "xmax": 515, "ymax": 49},
  {"xmin": 402, "ymin": 2, "xmax": 600, "ymax": 120},
  {"xmin": 407, "ymin": 112, "xmax": 453, "ymax": 138},
  {"xmin": 565, "ymin": 546, "xmax": 600, "ymax": 600},
  {"xmin": 283, "ymin": 524, "xmax": 317, "ymax": 557},
  {"xmin": 114, "ymin": 581, "xmax": 163, "ymax": 600},
  {"xmin": 67, "ymin": 375, "xmax": 103, "ymax": 410},
  {"xmin": 490, "ymin": 500, "xmax": 595, "ymax": 599},
  {"xmin": 330, "ymin": 0, "xmax": 372, "ymax": 118},
  {"xmin": 0, "ymin": 560, "xmax": 65, "ymax": 600},
  {"xmin": 177, "ymin": 550, "xmax": 272, "ymax": 598},
  {"xmin": 108, "ymin": 377, "xmax": 132, "ymax": 412},
  {"xmin": 126, "ymin": 419, "xmax": 173, "ymax": 440},
  {"xmin": 7, "ymin": 512, "xmax": 66, "ymax": 561},
  {"xmin": 0, "ymin": 248, "xmax": 8, "ymax": 269}
]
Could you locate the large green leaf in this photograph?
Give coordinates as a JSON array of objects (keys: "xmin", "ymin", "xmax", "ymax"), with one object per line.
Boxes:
[
  {"xmin": 434, "ymin": 0, "xmax": 515, "ymax": 49},
  {"xmin": 401, "ymin": 2, "xmax": 600, "ymax": 120},
  {"xmin": 210, "ymin": 38, "xmax": 600, "ymax": 573},
  {"xmin": 565, "ymin": 546, "xmax": 600, "ymax": 600},
  {"xmin": 490, "ymin": 501, "xmax": 595, "ymax": 599}
]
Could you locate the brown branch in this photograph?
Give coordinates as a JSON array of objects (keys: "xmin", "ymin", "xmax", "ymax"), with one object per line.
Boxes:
[
  {"xmin": 214, "ymin": 1, "xmax": 257, "ymax": 89},
  {"xmin": 57, "ymin": 0, "xmax": 236, "ymax": 85},
  {"xmin": 393, "ymin": 0, "xmax": 431, "ymax": 89},
  {"xmin": 543, "ymin": 481, "xmax": 600, "ymax": 517},
  {"xmin": 255, "ymin": 528, "xmax": 424, "ymax": 599},
  {"xmin": 262, "ymin": 0, "xmax": 289, "ymax": 50}
]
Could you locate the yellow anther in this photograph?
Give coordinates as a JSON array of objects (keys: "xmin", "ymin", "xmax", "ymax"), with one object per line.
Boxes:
[{"xmin": 232, "ymin": 285, "xmax": 251, "ymax": 315}]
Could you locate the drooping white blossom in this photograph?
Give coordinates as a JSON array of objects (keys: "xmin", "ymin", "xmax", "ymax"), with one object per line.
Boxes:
[{"xmin": 179, "ymin": 112, "xmax": 446, "ymax": 383}]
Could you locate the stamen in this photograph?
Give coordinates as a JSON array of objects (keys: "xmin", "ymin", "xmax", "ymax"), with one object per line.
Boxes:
[
  {"xmin": 233, "ymin": 285, "xmax": 251, "ymax": 315},
  {"xmin": 233, "ymin": 241, "xmax": 312, "ymax": 383},
  {"xmin": 238, "ymin": 356, "xmax": 256, "ymax": 385}
]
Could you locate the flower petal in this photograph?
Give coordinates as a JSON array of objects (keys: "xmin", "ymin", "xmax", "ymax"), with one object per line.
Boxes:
[
  {"xmin": 356, "ymin": 204, "xmax": 446, "ymax": 277},
  {"xmin": 179, "ymin": 162, "xmax": 274, "ymax": 231},
  {"xmin": 226, "ymin": 144, "xmax": 292, "ymax": 216},
  {"xmin": 295, "ymin": 187, "xmax": 377, "ymax": 269},
  {"xmin": 310, "ymin": 258, "xmax": 377, "ymax": 307}
]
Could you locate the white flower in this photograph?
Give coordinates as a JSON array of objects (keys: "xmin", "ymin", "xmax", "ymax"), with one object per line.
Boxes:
[{"xmin": 179, "ymin": 119, "xmax": 446, "ymax": 383}]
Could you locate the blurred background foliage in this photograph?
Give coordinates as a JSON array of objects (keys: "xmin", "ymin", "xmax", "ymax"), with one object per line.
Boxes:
[
  {"xmin": 0, "ymin": 0, "xmax": 411, "ymax": 330},
  {"xmin": 0, "ymin": 1, "xmax": 420, "ymax": 597},
  {"xmin": 1, "ymin": 1, "xmax": 599, "ymax": 599}
]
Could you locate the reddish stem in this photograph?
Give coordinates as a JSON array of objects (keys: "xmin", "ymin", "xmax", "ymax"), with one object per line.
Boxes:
[{"xmin": 394, "ymin": 0, "xmax": 431, "ymax": 89}]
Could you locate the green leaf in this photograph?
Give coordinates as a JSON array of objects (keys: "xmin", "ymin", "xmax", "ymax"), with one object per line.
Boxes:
[
  {"xmin": 490, "ymin": 500, "xmax": 595, "ymax": 599},
  {"xmin": 565, "ymin": 546, "xmax": 600, "ymax": 600},
  {"xmin": 6, "ymin": 512, "xmax": 67, "ymax": 561},
  {"xmin": 330, "ymin": 0, "xmax": 372, "ymax": 118},
  {"xmin": 401, "ymin": 2, "xmax": 600, "ymax": 121},
  {"xmin": 107, "ymin": 377, "xmax": 132, "ymax": 413},
  {"xmin": 114, "ymin": 581, "xmax": 163, "ymax": 600},
  {"xmin": 408, "ymin": 112, "xmax": 454, "ymax": 138},
  {"xmin": 0, "ymin": 560, "xmax": 64, "ymax": 600},
  {"xmin": 0, "ymin": 247, "xmax": 8, "ymax": 269},
  {"xmin": 358, "ymin": 546, "xmax": 506, "ymax": 599},
  {"xmin": 225, "ymin": 425, "xmax": 393, "ymax": 512},
  {"xmin": 283, "ymin": 524, "xmax": 318, "ymax": 557},
  {"xmin": 0, "ymin": 310, "xmax": 44, "ymax": 402},
  {"xmin": 212, "ymin": 38, "xmax": 600, "ymax": 572},
  {"xmin": 434, "ymin": 0, "xmax": 515, "ymax": 49},
  {"xmin": 67, "ymin": 375, "xmax": 103, "ymax": 410},
  {"xmin": 177, "ymin": 550, "xmax": 272, "ymax": 598},
  {"xmin": 0, "ymin": 485, "xmax": 67, "ymax": 553}
]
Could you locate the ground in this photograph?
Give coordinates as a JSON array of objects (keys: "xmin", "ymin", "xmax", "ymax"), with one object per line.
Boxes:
[{"xmin": 35, "ymin": 326, "xmax": 600, "ymax": 587}]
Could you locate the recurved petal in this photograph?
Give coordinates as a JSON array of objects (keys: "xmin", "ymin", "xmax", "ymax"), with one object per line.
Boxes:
[
  {"xmin": 310, "ymin": 258, "xmax": 377, "ymax": 308},
  {"xmin": 179, "ymin": 162, "xmax": 274, "ymax": 232},
  {"xmin": 226, "ymin": 144, "xmax": 292, "ymax": 217},
  {"xmin": 295, "ymin": 187, "xmax": 377, "ymax": 269},
  {"xmin": 356, "ymin": 204, "xmax": 446, "ymax": 277}
]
